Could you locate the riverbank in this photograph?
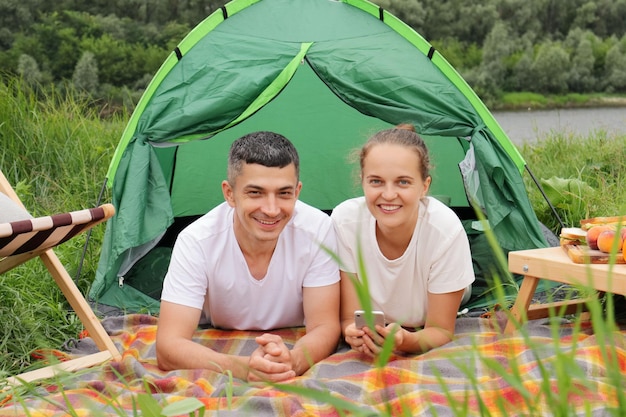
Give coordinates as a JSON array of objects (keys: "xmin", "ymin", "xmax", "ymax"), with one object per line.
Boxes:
[{"xmin": 492, "ymin": 92, "xmax": 626, "ymax": 111}]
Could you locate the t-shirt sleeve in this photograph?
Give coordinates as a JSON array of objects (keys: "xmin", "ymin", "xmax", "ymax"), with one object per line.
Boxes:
[
  {"xmin": 427, "ymin": 225, "xmax": 476, "ymax": 294},
  {"xmin": 160, "ymin": 231, "xmax": 208, "ymax": 310},
  {"xmin": 330, "ymin": 202, "xmax": 358, "ymax": 274},
  {"xmin": 302, "ymin": 215, "xmax": 341, "ymax": 288}
]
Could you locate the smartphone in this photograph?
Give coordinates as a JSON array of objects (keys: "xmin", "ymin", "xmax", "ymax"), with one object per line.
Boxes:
[{"xmin": 354, "ymin": 310, "xmax": 385, "ymax": 330}]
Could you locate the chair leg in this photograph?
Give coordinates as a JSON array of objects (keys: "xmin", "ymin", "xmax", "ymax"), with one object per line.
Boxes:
[
  {"xmin": 6, "ymin": 352, "xmax": 114, "ymax": 386},
  {"xmin": 40, "ymin": 249, "xmax": 120, "ymax": 358}
]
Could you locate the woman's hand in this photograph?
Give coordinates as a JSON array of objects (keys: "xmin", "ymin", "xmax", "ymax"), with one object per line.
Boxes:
[
  {"xmin": 361, "ymin": 323, "xmax": 406, "ymax": 357},
  {"xmin": 343, "ymin": 322, "xmax": 366, "ymax": 352}
]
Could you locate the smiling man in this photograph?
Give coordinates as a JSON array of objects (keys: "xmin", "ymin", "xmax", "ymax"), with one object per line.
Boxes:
[{"xmin": 156, "ymin": 131, "xmax": 340, "ymax": 382}]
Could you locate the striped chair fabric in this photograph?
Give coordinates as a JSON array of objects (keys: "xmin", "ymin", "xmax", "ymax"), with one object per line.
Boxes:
[{"xmin": 0, "ymin": 204, "xmax": 115, "ymax": 258}]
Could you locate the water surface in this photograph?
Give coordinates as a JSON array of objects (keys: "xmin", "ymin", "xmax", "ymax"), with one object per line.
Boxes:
[{"xmin": 492, "ymin": 107, "xmax": 626, "ymax": 145}]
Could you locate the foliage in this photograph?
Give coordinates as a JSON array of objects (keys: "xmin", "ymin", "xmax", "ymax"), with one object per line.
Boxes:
[
  {"xmin": 73, "ymin": 51, "xmax": 99, "ymax": 94},
  {"xmin": 17, "ymin": 54, "xmax": 43, "ymax": 88},
  {"xmin": 473, "ymin": 21, "xmax": 514, "ymax": 99},
  {"xmin": 1, "ymin": 0, "xmax": 626, "ymax": 113},
  {"xmin": 605, "ymin": 40, "xmax": 626, "ymax": 92},
  {"xmin": 531, "ymin": 41, "xmax": 571, "ymax": 94},
  {"xmin": 430, "ymin": 38, "xmax": 482, "ymax": 71},
  {"xmin": 567, "ymin": 37, "xmax": 597, "ymax": 92},
  {"xmin": 539, "ymin": 177, "xmax": 595, "ymax": 227}
]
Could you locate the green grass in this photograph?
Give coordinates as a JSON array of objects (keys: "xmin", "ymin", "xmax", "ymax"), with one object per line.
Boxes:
[
  {"xmin": 0, "ymin": 77, "xmax": 124, "ymax": 378},
  {"xmin": 2, "ymin": 76, "xmax": 626, "ymax": 415},
  {"xmin": 497, "ymin": 91, "xmax": 626, "ymax": 110},
  {"xmin": 520, "ymin": 129, "xmax": 626, "ymax": 233}
]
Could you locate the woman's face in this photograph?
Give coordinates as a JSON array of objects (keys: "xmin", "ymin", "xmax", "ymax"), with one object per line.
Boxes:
[{"xmin": 361, "ymin": 143, "xmax": 431, "ymax": 231}]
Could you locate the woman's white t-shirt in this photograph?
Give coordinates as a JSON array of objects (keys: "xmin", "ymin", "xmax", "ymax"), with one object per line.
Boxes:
[
  {"xmin": 161, "ymin": 200, "xmax": 339, "ymax": 330},
  {"xmin": 331, "ymin": 196, "xmax": 475, "ymax": 328}
]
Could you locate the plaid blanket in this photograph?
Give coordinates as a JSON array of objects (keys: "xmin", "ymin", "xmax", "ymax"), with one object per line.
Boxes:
[{"xmin": 1, "ymin": 314, "xmax": 623, "ymax": 416}]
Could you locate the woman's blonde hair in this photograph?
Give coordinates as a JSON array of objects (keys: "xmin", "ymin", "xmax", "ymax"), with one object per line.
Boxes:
[{"xmin": 359, "ymin": 123, "xmax": 431, "ymax": 181}]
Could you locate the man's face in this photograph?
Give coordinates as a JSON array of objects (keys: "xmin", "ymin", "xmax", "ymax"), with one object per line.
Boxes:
[{"xmin": 222, "ymin": 162, "xmax": 301, "ymax": 247}]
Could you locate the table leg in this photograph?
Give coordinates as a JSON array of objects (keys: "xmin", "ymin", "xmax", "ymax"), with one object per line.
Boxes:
[{"xmin": 504, "ymin": 275, "xmax": 539, "ymax": 334}]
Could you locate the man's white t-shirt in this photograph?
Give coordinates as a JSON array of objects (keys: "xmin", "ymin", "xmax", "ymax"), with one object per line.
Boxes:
[
  {"xmin": 331, "ymin": 196, "xmax": 475, "ymax": 328},
  {"xmin": 161, "ymin": 200, "xmax": 339, "ymax": 330}
]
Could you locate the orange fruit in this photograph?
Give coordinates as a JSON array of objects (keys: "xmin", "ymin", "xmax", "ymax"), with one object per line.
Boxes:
[
  {"xmin": 587, "ymin": 225, "xmax": 612, "ymax": 250},
  {"xmin": 597, "ymin": 230, "xmax": 623, "ymax": 253}
]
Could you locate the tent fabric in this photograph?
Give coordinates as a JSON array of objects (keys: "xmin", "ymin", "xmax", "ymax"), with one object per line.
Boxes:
[{"xmin": 90, "ymin": 0, "xmax": 548, "ymax": 314}]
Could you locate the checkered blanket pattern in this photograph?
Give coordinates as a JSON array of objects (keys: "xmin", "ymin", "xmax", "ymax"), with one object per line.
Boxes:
[{"xmin": 1, "ymin": 314, "xmax": 623, "ymax": 416}]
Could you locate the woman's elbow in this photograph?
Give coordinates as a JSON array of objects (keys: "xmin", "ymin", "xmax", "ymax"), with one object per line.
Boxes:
[{"xmin": 155, "ymin": 341, "xmax": 177, "ymax": 371}]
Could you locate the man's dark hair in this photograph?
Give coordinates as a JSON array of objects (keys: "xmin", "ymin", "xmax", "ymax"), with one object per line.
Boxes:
[{"xmin": 227, "ymin": 131, "xmax": 300, "ymax": 184}]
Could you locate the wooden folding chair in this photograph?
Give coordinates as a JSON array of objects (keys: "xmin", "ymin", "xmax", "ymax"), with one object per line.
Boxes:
[{"xmin": 0, "ymin": 169, "xmax": 121, "ymax": 385}]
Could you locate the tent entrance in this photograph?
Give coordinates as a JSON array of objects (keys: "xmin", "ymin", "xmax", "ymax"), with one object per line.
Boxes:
[
  {"xmin": 100, "ymin": 62, "xmax": 513, "ymax": 314},
  {"xmin": 159, "ymin": 61, "xmax": 472, "ymax": 216}
]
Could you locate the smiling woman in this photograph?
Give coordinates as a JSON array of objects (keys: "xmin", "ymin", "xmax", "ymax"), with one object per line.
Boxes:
[
  {"xmin": 331, "ymin": 124, "xmax": 475, "ymax": 357},
  {"xmin": 361, "ymin": 142, "xmax": 430, "ymax": 248}
]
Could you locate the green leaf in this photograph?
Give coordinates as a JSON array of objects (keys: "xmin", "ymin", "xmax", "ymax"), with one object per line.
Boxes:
[
  {"xmin": 540, "ymin": 176, "xmax": 594, "ymax": 205},
  {"xmin": 271, "ymin": 383, "xmax": 377, "ymax": 416},
  {"xmin": 136, "ymin": 393, "xmax": 163, "ymax": 416},
  {"xmin": 160, "ymin": 397, "xmax": 205, "ymax": 416},
  {"xmin": 375, "ymin": 324, "xmax": 398, "ymax": 368}
]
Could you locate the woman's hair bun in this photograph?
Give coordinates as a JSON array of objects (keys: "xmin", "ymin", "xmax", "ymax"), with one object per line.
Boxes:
[{"xmin": 395, "ymin": 123, "xmax": 415, "ymax": 132}]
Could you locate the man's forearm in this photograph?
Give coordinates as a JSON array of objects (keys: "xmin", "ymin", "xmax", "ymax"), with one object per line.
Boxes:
[
  {"xmin": 157, "ymin": 338, "xmax": 249, "ymax": 379},
  {"xmin": 291, "ymin": 324, "xmax": 340, "ymax": 375}
]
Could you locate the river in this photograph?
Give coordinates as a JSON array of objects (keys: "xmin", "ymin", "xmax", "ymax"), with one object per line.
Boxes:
[{"xmin": 492, "ymin": 107, "xmax": 626, "ymax": 146}]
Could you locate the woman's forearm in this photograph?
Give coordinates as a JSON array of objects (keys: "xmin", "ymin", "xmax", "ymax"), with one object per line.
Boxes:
[{"xmin": 399, "ymin": 326, "xmax": 454, "ymax": 354}]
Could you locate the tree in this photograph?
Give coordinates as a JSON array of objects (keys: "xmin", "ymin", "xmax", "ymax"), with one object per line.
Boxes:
[
  {"xmin": 606, "ymin": 0, "xmax": 626, "ymax": 37},
  {"xmin": 572, "ymin": 2, "xmax": 599, "ymax": 33},
  {"xmin": 604, "ymin": 37, "xmax": 626, "ymax": 92},
  {"xmin": 530, "ymin": 42, "xmax": 570, "ymax": 93},
  {"xmin": 17, "ymin": 54, "xmax": 42, "ymax": 87},
  {"xmin": 418, "ymin": 0, "xmax": 499, "ymax": 45},
  {"xmin": 0, "ymin": 0, "xmax": 37, "ymax": 41},
  {"xmin": 454, "ymin": 1, "xmax": 498, "ymax": 45},
  {"xmin": 533, "ymin": 0, "xmax": 583, "ymax": 39},
  {"xmin": 498, "ymin": 0, "xmax": 541, "ymax": 39},
  {"xmin": 474, "ymin": 22, "xmax": 515, "ymax": 97},
  {"xmin": 0, "ymin": 27, "xmax": 13, "ymax": 50},
  {"xmin": 568, "ymin": 38, "xmax": 596, "ymax": 92},
  {"xmin": 72, "ymin": 51, "xmax": 99, "ymax": 94},
  {"xmin": 25, "ymin": 15, "xmax": 83, "ymax": 81},
  {"xmin": 580, "ymin": 0, "xmax": 626, "ymax": 38},
  {"xmin": 432, "ymin": 38, "xmax": 482, "ymax": 73},
  {"xmin": 510, "ymin": 44, "xmax": 537, "ymax": 91}
]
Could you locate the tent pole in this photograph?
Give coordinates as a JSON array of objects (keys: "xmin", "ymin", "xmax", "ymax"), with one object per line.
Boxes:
[{"xmin": 525, "ymin": 165, "xmax": 565, "ymax": 231}]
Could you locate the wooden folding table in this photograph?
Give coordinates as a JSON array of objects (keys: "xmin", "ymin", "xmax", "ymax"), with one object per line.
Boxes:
[{"xmin": 505, "ymin": 246, "xmax": 626, "ymax": 334}]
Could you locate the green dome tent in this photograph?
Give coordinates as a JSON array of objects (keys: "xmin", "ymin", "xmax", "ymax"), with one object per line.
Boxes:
[{"xmin": 90, "ymin": 0, "xmax": 550, "ymax": 314}]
